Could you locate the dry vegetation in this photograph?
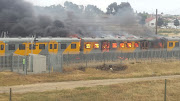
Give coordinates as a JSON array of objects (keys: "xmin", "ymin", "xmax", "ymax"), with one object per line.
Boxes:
[
  {"xmin": 1, "ymin": 78, "xmax": 180, "ymax": 101},
  {"xmin": 158, "ymin": 28, "xmax": 180, "ymax": 36},
  {"xmin": 0, "ymin": 60, "xmax": 180, "ymax": 86}
]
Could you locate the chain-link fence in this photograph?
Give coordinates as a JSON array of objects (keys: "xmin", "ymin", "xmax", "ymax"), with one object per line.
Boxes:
[
  {"xmin": 0, "ymin": 55, "xmax": 28, "ymax": 74},
  {"xmin": 62, "ymin": 49, "xmax": 180, "ymax": 68},
  {"xmin": 0, "ymin": 54, "xmax": 63, "ymax": 74},
  {"xmin": 1, "ymin": 49, "xmax": 180, "ymax": 74}
]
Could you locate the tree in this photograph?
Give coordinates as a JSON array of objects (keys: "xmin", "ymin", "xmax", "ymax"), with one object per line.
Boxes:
[
  {"xmin": 85, "ymin": 5, "xmax": 104, "ymax": 16},
  {"xmin": 106, "ymin": 2, "xmax": 118, "ymax": 15},
  {"xmin": 138, "ymin": 12, "xmax": 148, "ymax": 26},
  {"xmin": 106, "ymin": 2, "xmax": 133, "ymax": 15},
  {"xmin": 64, "ymin": 1, "xmax": 84, "ymax": 14},
  {"xmin": 163, "ymin": 20, "xmax": 169, "ymax": 28},
  {"xmin": 157, "ymin": 17, "xmax": 164, "ymax": 27},
  {"xmin": 174, "ymin": 19, "xmax": 179, "ymax": 28}
]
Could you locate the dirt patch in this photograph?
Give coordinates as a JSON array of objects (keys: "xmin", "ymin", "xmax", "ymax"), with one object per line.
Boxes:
[
  {"xmin": 96, "ymin": 64, "xmax": 128, "ymax": 71},
  {"xmin": 63, "ymin": 64, "xmax": 128, "ymax": 73},
  {"xmin": 63, "ymin": 66, "xmax": 86, "ymax": 72}
]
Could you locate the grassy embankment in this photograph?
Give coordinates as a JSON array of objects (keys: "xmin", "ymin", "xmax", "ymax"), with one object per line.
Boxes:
[
  {"xmin": 158, "ymin": 28, "xmax": 180, "ymax": 36},
  {"xmin": 0, "ymin": 78, "xmax": 180, "ymax": 101},
  {"xmin": 0, "ymin": 60, "xmax": 180, "ymax": 86}
]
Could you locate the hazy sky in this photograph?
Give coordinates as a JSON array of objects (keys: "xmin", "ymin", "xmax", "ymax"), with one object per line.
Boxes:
[{"xmin": 25, "ymin": 0, "xmax": 180, "ymax": 15}]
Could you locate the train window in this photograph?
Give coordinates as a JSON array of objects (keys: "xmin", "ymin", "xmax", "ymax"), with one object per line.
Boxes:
[
  {"xmin": 19, "ymin": 44, "xmax": 25, "ymax": 50},
  {"xmin": 39, "ymin": 44, "xmax": 45, "ymax": 49},
  {"xmin": 50, "ymin": 44, "xmax": 53, "ymax": 49},
  {"xmin": 29, "ymin": 44, "xmax": 36, "ymax": 50},
  {"xmin": 134, "ymin": 43, "xmax": 139, "ymax": 48},
  {"xmin": 120, "ymin": 43, "xmax": 125, "ymax": 48},
  {"xmin": 86, "ymin": 44, "xmax": 91, "ymax": 49},
  {"xmin": 112, "ymin": 43, "xmax": 117, "ymax": 48},
  {"xmin": 169, "ymin": 42, "xmax": 173, "ymax": 47},
  {"xmin": 61, "ymin": 44, "xmax": 67, "ymax": 49},
  {"xmin": 9, "ymin": 44, "xmax": 15, "ymax": 50},
  {"xmin": 127, "ymin": 43, "xmax": 132, "ymax": 48},
  {"xmin": 71, "ymin": 44, "xmax": 76, "ymax": 49},
  {"xmin": 54, "ymin": 44, "xmax": 57, "ymax": 49},
  {"xmin": 94, "ymin": 44, "xmax": 99, "ymax": 49},
  {"xmin": 0, "ymin": 45, "xmax": 4, "ymax": 50},
  {"xmin": 175, "ymin": 42, "xmax": 179, "ymax": 47}
]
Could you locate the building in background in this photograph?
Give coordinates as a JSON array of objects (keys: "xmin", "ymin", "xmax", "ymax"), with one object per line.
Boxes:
[{"xmin": 146, "ymin": 17, "xmax": 156, "ymax": 28}]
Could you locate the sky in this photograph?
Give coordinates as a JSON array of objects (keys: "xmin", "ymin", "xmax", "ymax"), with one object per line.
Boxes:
[{"xmin": 25, "ymin": 0, "xmax": 180, "ymax": 15}]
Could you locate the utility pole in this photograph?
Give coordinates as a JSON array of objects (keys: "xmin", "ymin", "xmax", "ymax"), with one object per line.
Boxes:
[
  {"xmin": 164, "ymin": 79, "xmax": 167, "ymax": 101},
  {"xmin": 156, "ymin": 9, "xmax": 158, "ymax": 35}
]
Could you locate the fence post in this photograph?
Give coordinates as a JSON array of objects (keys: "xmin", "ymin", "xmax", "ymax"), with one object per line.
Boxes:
[
  {"xmin": 151, "ymin": 50, "xmax": 153, "ymax": 63},
  {"xmin": 164, "ymin": 79, "xmax": 167, "ymax": 101},
  {"xmin": 9, "ymin": 88, "xmax": 12, "ymax": 101},
  {"xmin": 178, "ymin": 50, "xmax": 180, "ymax": 60},
  {"xmin": 3, "ymin": 56, "xmax": 5, "ymax": 68},
  {"xmin": 17, "ymin": 56, "xmax": 19, "ymax": 73},
  {"xmin": 11, "ymin": 55, "xmax": 13, "ymax": 72},
  {"xmin": 103, "ymin": 52, "xmax": 105, "ymax": 65},
  {"xmin": 67, "ymin": 52, "xmax": 69, "ymax": 66},
  {"xmin": 86, "ymin": 54, "xmax": 87, "ymax": 68},
  {"xmin": 60, "ymin": 54, "xmax": 63, "ymax": 72},
  {"xmin": 165, "ymin": 50, "xmax": 167, "ymax": 61},
  {"xmin": 25, "ymin": 56, "xmax": 27, "ymax": 75},
  {"xmin": 48, "ymin": 55, "xmax": 51, "ymax": 74}
]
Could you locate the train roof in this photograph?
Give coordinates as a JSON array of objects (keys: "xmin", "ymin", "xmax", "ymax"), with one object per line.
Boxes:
[
  {"xmin": 163, "ymin": 36, "xmax": 180, "ymax": 41},
  {"xmin": 82, "ymin": 37, "xmax": 145, "ymax": 41},
  {"xmin": 1, "ymin": 36, "xmax": 180, "ymax": 42},
  {"xmin": 0, "ymin": 37, "xmax": 80, "ymax": 42}
]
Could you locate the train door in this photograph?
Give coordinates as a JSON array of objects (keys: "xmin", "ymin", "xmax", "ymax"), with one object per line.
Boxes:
[
  {"xmin": 102, "ymin": 41, "xmax": 110, "ymax": 52},
  {"xmin": 0, "ymin": 42, "xmax": 5, "ymax": 56},
  {"xmin": 48, "ymin": 42, "xmax": 58, "ymax": 54},
  {"xmin": 141, "ymin": 41, "xmax": 149, "ymax": 50}
]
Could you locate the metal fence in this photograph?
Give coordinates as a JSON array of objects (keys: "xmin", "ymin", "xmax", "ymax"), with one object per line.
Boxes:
[
  {"xmin": 62, "ymin": 49, "xmax": 180, "ymax": 67},
  {"xmin": 0, "ymin": 49, "xmax": 180, "ymax": 74},
  {"xmin": 0, "ymin": 54, "xmax": 63, "ymax": 74},
  {"xmin": 3, "ymin": 79, "xmax": 180, "ymax": 101},
  {"xmin": 0, "ymin": 55, "xmax": 28, "ymax": 73}
]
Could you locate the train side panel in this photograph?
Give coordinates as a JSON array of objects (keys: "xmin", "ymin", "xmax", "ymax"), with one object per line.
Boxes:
[
  {"xmin": 0, "ymin": 41, "xmax": 5, "ymax": 56},
  {"xmin": 62, "ymin": 42, "xmax": 80, "ymax": 54},
  {"xmin": 167, "ymin": 41, "xmax": 179, "ymax": 51}
]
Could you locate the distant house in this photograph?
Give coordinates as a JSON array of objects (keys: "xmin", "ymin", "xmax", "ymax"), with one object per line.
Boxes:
[
  {"xmin": 167, "ymin": 22, "xmax": 176, "ymax": 29},
  {"xmin": 146, "ymin": 17, "xmax": 156, "ymax": 28}
]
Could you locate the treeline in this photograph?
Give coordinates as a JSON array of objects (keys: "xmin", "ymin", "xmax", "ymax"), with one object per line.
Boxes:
[{"xmin": 34, "ymin": 1, "xmax": 133, "ymax": 16}]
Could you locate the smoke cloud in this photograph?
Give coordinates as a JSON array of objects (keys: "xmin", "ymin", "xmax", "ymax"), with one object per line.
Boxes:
[
  {"xmin": 0, "ymin": 0, "xmax": 154, "ymax": 37},
  {"xmin": 0, "ymin": 0, "xmax": 69, "ymax": 37}
]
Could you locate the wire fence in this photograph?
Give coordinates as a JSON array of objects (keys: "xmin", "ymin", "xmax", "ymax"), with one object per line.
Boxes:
[
  {"xmin": 2, "ymin": 78, "xmax": 180, "ymax": 101},
  {"xmin": 0, "ymin": 49, "xmax": 180, "ymax": 74},
  {"xmin": 1, "ymin": 49, "xmax": 180, "ymax": 101},
  {"xmin": 62, "ymin": 49, "xmax": 180, "ymax": 68}
]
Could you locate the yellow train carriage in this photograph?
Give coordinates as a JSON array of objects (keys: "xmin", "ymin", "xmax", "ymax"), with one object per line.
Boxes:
[
  {"xmin": 0, "ymin": 41, "xmax": 5, "ymax": 56},
  {"xmin": 0, "ymin": 37, "xmax": 80, "ymax": 56},
  {"xmin": 166, "ymin": 37, "xmax": 180, "ymax": 51}
]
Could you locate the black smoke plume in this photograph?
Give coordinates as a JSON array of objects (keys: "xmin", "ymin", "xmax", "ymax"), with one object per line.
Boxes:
[
  {"xmin": 0, "ymin": 0, "xmax": 154, "ymax": 37},
  {"xmin": 0, "ymin": 0, "xmax": 69, "ymax": 37}
]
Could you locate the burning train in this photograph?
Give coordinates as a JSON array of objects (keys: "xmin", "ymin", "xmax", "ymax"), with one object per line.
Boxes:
[{"xmin": 0, "ymin": 36, "xmax": 179, "ymax": 56}]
